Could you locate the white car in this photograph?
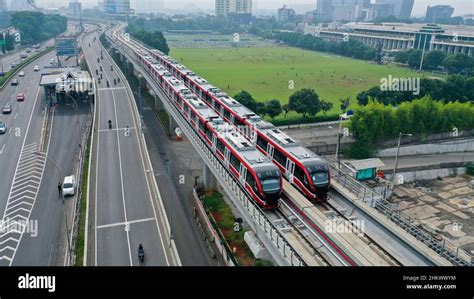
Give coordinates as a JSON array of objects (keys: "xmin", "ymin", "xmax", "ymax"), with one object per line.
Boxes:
[
  {"xmin": 0, "ymin": 121, "xmax": 6, "ymax": 134},
  {"xmin": 62, "ymin": 175, "xmax": 76, "ymax": 197},
  {"xmin": 34, "ymin": 66, "xmax": 40, "ymax": 72},
  {"xmin": 18, "ymin": 71, "xmax": 25, "ymax": 77}
]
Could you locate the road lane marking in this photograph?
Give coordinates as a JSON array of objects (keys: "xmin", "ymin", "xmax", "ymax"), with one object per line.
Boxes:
[
  {"xmin": 14, "ymin": 113, "xmax": 18, "ymax": 120},
  {"xmin": 96, "ymin": 218, "xmax": 155, "ymax": 229},
  {"xmin": 97, "ymin": 87, "xmax": 127, "ymax": 91},
  {"xmin": 98, "ymin": 127, "xmax": 136, "ymax": 132}
]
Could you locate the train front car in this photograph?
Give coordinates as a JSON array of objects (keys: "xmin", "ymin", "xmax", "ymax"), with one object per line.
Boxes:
[
  {"xmin": 253, "ymin": 166, "xmax": 282, "ymax": 208},
  {"xmin": 304, "ymin": 159, "xmax": 331, "ymax": 202}
]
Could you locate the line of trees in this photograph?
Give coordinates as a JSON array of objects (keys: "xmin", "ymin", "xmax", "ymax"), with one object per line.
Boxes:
[
  {"xmin": 234, "ymin": 89, "xmax": 334, "ymax": 121},
  {"xmin": 0, "ymin": 32, "xmax": 15, "ymax": 53},
  {"xmin": 356, "ymin": 75, "xmax": 474, "ymax": 106},
  {"xmin": 345, "ymin": 97, "xmax": 474, "ymax": 158},
  {"xmin": 274, "ymin": 32, "xmax": 377, "ymax": 61},
  {"xmin": 394, "ymin": 49, "xmax": 474, "ymax": 76},
  {"xmin": 11, "ymin": 12, "xmax": 67, "ymax": 45},
  {"xmin": 127, "ymin": 23, "xmax": 170, "ymax": 55}
]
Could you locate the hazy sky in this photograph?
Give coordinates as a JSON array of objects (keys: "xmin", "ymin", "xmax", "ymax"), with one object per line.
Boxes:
[{"xmin": 36, "ymin": 0, "xmax": 474, "ymax": 17}]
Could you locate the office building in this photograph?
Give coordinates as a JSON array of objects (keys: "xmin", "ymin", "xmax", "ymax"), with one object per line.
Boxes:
[
  {"xmin": 376, "ymin": 0, "xmax": 413, "ymax": 19},
  {"xmin": 425, "ymin": 5, "xmax": 454, "ymax": 23},
  {"xmin": 69, "ymin": 0, "xmax": 82, "ymax": 18},
  {"xmin": 216, "ymin": 0, "xmax": 252, "ymax": 16},
  {"xmin": 278, "ymin": 5, "xmax": 295, "ymax": 22}
]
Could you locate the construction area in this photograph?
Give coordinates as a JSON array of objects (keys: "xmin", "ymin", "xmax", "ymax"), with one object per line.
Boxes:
[{"xmin": 389, "ymin": 175, "xmax": 474, "ymax": 261}]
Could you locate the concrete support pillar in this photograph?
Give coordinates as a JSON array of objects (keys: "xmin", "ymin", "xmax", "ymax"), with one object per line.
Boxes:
[
  {"xmin": 469, "ymin": 47, "xmax": 473, "ymax": 57},
  {"xmin": 169, "ymin": 115, "xmax": 178, "ymax": 136},
  {"xmin": 203, "ymin": 164, "xmax": 217, "ymax": 191},
  {"xmin": 154, "ymin": 93, "xmax": 164, "ymax": 111}
]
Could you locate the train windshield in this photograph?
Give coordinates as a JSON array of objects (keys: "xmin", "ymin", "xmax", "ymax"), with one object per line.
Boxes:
[
  {"xmin": 257, "ymin": 170, "xmax": 281, "ymax": 193},
  {"xmin": 306, "ymin": 163, "xmax": 329, "ymax": 187}
]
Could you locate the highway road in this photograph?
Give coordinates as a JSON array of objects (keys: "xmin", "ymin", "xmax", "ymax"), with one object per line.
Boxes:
[
  {"xmin": 0, "ymin": 22, "xmax": 90, "ymax": 265},
  {"xmin": 84, "ymin": 28, "xmax": 176, "ymax": 266},
  {"xmin": 0, "ymin": 50, "xmax": 59, "ymax": 265}
]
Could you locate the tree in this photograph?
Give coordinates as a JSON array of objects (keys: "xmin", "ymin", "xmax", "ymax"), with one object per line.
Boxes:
[
  {"xmin": 288, "ymin": 89, "xmax": 321, "ymax": 118},
  {"xmin": 256, "ymin": 102, "xmax": 267, "ymax": 118},
  {"xmin": 442, "ymin": 54, "xmax": 474, "ymax": 76},
  {"xmin": 266, "ymin": 99, "xmax": 282, "ymax": 120},
  {"xmin": 282, "ymin": 104, "xmax": 291, "ymax": 119},
  {"xmin": 339, "ymin": 97, "xmax": 351, "ymax": 112},
  {"xmin": 407, "ymin": 49, "xmax": 423, "ymax": 69},
  {"xmin": 320, "ymin": 100, "xmax": 333, "ymax": 116},
  {"xmin": 234, "ymin": 90, "xmax": 258, "ymax": 112},
  {"xmin": 424, "ymin": 51, "xmax": 446, "ymax": 70}
]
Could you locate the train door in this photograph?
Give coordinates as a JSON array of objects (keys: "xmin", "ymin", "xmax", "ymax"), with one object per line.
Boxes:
[
  {"xmin": 267, "ymin": 144, "xmax": 274, "ymax": 160},
  {"xmin": 285, "ymin": 159, "xmax": 295, "ymax": 183},
  {"xmin": 224, "ymin": 148, "xmax": 230, "ymax": 167},
  {"xmin": 239, "ymin": 165, "xmax": 247, "ymax": 185}
]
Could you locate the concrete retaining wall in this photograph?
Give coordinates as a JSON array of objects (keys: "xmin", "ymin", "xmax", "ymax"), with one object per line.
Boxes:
[{"xmin": 378, "ymin": 138, "xmax": 474, "ymax": 157}]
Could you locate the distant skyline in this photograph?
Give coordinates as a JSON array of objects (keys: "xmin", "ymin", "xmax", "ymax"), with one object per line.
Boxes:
[{"xmin": 33, "ymin": 0, "xmax": 474, "ymax": 17}]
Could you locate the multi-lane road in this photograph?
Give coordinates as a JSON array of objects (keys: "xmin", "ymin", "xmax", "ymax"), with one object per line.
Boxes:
[
  {"xmin": 0, "ymin": 23, "xmax": 90, "ymax": 266},
  {"xmin": 83, "ymin": 28, "xmax": 177, "ymax": 266}
]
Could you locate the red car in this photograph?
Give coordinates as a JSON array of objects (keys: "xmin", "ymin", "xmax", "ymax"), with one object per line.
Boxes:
[{"xmin": 16, "ymin": 93, "xmax": 25, "ymax": 101}]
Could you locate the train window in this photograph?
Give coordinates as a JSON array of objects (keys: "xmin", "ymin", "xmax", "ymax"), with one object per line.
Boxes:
[
  {"xmin": 214, "ymin": 101, "xmax": 221, "ymax": 113},
  {"xmin": 294, "ymin": 165, "xmax": 306, "ymax": 183},
  {"xmin": 246, "ymin": 172, "xmax": 257, "ymax": 191},
  {"xmin": 257, "ymin": 135, "xmax": 268, "ymax": 151},
  {"xmin": 223, "ymin": 109, "xmax": 231, "ymax": 121},
  {"xmin": 206, "ymin": 126, "xmax": 213, "ymax": 140},
  {"xmin": 216, "ymin": 139, "xmax": 225, "ymax": 154},
  {"xmin": 183, "ymin": 105, "xmax": 189, "ymax": 115},
  {"xmin": 273, "ymin": 149, "xmax": 287, "ymax": 167},
  {"xmin": 230, "ymin": 153, "xmax": 240, "ymax": 171},
  {"xmin": 198, "ymin": 120, "xmax": 205, "ymax": 132},
  {"xmin": 234, "ymin": 117, "xmax": 244, "ymax": 127}
]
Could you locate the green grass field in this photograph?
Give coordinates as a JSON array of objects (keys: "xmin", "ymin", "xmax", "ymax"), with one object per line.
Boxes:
[{"xmin": 170, "ymin": 47, "xmax": 438, "ymax": 120}]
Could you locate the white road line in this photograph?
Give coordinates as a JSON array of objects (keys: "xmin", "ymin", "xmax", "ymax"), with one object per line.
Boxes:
[
  {"xmin": 96, "ymin": 218, "xmax": 156, "ymax": 229},
  {"xmin": 98, "ymin": 127, "xmax": 136, "ymax": 132},
  {"xmin": 14, "ymin": 113, "xmax": 18, "ymax": 120},
  {"xmin": 97, "ymin": 87, "xmax": 127, "ymax": 91},
  {"xmin": 0, "ymin": 144, "xmax": 5, "ymax": 155}
]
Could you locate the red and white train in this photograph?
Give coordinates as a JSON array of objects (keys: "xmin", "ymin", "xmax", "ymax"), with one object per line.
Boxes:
[
  {"xmin": 116, "ymin": 34, "xmax": 282, "ymax": 208},
  {"xmin": 144, "ymin": 50, "xmax": 331, "ymax": 201}
]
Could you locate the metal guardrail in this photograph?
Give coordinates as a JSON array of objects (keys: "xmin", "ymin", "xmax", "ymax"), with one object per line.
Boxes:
[
  {"xmin": 109, "ymin": 32, "xmax": 306, "ymax": 266},
  {"xmin": 330, "ymin": 164, "xmax": 472, "ymax": 266}
]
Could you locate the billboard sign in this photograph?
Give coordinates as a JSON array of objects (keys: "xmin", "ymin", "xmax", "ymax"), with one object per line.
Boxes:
[{"xmin": 56, "ymin": 37, "xmax": 77, "ymax": 56}]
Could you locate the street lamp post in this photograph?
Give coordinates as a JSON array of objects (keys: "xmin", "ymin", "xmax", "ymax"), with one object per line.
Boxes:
[
  {"xmin": 34, "ymin": 152, "xmax": 72, "ymax": 265},
  {"xmin": 137, "ymin": 73, "xmax": 143, "ymax": 133},
  {"xmin": 391, "ymin": 132, "xmax": 413, "ymax": 190}
]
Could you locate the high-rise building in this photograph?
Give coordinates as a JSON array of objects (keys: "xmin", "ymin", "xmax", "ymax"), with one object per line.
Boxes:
[
  {"xmin": 104, "ymin": 0, "xmax": 131, "ymax": 18},
  {"xmin": 69, "ymin": 0, "xmax": 82, "ymax": 18},
  {"xmin": 425, "ymin": 5, "xmax": 454, "ymax": 23},
  {"xmin": 0, "ymin": 0, "xmax": 7, "ymax": 12},
  {"xmin": 316, "ymin": 0, "xmax": 370, "ymax": 22},
  {"xmin": 316, "ymin": 0, "xmax": 333, "ymax": 20},
  {"xmin": 278, "ymin": 5, "xmax": 295, "ymax": 22},
  {"xmin": 376, "ymin": 0, "xmax": 413, "ymax": 19},
  {"xmin": 215, "ymin": 0, "xmax": 252, "ymax": 16},
  {"xmin": 132, "ymin": 0, "xmax": 162, "ymax": 13}
]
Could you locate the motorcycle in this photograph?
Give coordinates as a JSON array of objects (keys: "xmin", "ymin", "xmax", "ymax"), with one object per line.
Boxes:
[
  {"xmin": 100, "ymin": 73, "xmax": 103, "ymax": 79},
  {"xmin": 106, "ymin": 81, "xmax": 110, "ymax": 87},
  {"xmin": 100, "ymin": 66, "xmax": 102, "ymax": 72},
  {"xmin": 138, "ymin": 244, "xmax": 144, "ymax": 263},
  {"xmin": 95, "ymin": 69, "xmax": 98, "ymax": 75},
  {"xmin": 113, "ymin": 79, "xmax": 116, "ymax": 85},
  {"xmin": 108, "ymin": 120, "xmax": 112, "ymax": 129},
  {"xmin": 110, "ymin": 66, "xmax": 113, "ymax": 71}
]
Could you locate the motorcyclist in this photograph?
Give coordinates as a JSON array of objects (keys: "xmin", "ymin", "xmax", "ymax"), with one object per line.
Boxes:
[
  {"xmin": 106, "ymin": 81, "xmax": 110, "ymax": 87},
  {"xmin": 95, "ymin": 69, "xmax": 98, "ymax": 75},
  {"xmin": 138, "ymin": 244, "xmax": 144, "ymax": 261},
  {"xmin": 100, "ymin": 66, "xmax": 102, "ymax": 71},
  {"xmin": 113, "ymin": 78, "xmax": 116, "ymax": 85},
  {"xmin": 117, "ymin": 77, "xmax": 120, "ymax": 83},
  {"xmin": 108, "ymin": 119, "xmax": 112, "ymax": 129},
  {"xmin": 110, "ymin": 66, "xmax": 113, "ymax": 71},
  {"xmin": 100, "ymin": 73, "xmax": 103, "ymax": 79}
]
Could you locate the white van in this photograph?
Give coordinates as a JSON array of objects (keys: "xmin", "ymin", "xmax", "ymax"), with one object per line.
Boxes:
[{"xmin": 62, "ymin": 175, "xmax": 76, "ymax": 196}]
